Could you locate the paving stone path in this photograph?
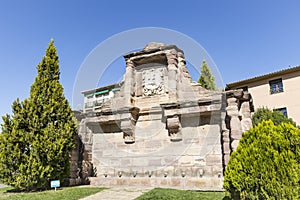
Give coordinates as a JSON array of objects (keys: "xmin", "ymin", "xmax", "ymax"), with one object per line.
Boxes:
[{"xmin": 80, "ymin": 187, "xmax": 153, "ymax": 200}]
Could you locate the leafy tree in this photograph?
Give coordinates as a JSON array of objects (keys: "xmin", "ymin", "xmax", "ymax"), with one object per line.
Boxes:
[
  {"xmin": 198, "ymin": 60, "xmax": 216, "ymax": 91},
  {"xmin": 252, "ymin": 107, "xmax": 296, "ymax": 127},
  {"xmin": 224, "ymin": 120, "xmax": 300, "ymax": 199},
  {"xmin": 0, "ymin": 39, "xmax": 77, "ymax": 191}
]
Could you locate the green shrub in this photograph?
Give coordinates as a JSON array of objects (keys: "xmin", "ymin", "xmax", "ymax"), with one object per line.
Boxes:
[
  {"xmin": 224, "ymin": 120, "xmax": 300, "ymax": 199},
  {"xmin": 252, "ymin": 107, "xmax": 296, "ymax": 127}
]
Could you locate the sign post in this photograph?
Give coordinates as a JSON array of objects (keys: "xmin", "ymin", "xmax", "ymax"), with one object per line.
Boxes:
[{"xmin": 50, "ymin": 180, "xmax": 60, "ymax": 191}]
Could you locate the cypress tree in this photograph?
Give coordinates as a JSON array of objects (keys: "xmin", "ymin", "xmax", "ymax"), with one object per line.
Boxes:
[
  {"xmin": 198, "ymin": 60, "xmax": 216, "ymax": 91},
  {"xmin": 0, "ymin": 39, "xmax": 77, "ymax": 191}
]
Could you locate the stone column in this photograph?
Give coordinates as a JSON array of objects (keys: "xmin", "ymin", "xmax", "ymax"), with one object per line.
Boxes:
[
  {"xmin": 123, "ymin": 59, "xmax": 135, "ymax": 107},
  {"xmin": 240, "ymin": 99, "xmax": 252, "ymax": 133},
  {"xmin": 135, "ymin": 71, "xmax": 143, "ymax": 97},
  {"xmin": 166, "ymin": 50, "xmax": 178, "ymax": 101},
  {"xmin": 225, "ymin": 90, "xmax": 253, "ymax": 154},
  {"xmin": 221, "ymin": 111, "xmax": 231, "ymax": 168},
  {"xmin": 226, "ymin": 96, "xmax": 242, "ymax": 151}
]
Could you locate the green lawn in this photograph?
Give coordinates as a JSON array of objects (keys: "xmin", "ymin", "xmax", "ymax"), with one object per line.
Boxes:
[
  {"xmin": 0, "ymin": 186, "xmax": 228, "ymax": 200},
  {"xmin": 0, "ymin": 186, "xmax": 106, "ymax": 200},
  {"xmin": 135, "ymin": 188, "xmax": 226, "ymax": 200}
]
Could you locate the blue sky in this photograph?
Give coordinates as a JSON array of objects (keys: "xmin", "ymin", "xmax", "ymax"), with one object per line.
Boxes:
[{"xmin": 1, "ymin": 1, "xmax": 300, "ymax": 120}]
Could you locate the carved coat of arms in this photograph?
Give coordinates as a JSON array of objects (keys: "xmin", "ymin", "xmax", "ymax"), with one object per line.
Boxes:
[{"xmin": 142, "ymin": 68, "xmax": 164, "ymax": 96}]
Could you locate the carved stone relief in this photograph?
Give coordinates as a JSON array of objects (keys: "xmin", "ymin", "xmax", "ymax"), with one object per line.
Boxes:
[{"xmin": 142, "ymin": 68, "xmax": 165, "ymax": 96}]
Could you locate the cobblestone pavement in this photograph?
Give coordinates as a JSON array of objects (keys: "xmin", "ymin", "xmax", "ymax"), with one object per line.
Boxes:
[{"xmin": 79, "ymin": 187, "xmax": 153, "ymax": 200}]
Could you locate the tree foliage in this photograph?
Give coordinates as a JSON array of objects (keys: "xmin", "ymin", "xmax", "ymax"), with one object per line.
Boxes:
[
  {"xmin": 0, "ymin": 39, "xmax": 77, "ymax": 191},
  {"xmin": 224, "ymin": 120, "xmax": 300, "ymax": 199},
  {"xmin": 252, "ymin": 107, "xmax": 296, "ymax": 127},
  {"xmin": 198, "ymin": 60, "xmax": 216, "ymax": 91}
]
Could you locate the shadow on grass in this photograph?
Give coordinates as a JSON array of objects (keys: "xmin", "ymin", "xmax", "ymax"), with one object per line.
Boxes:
[
  {"xmin": 136, "ymin": 188, "xmax": 226, "ymax": 200},
  {"xmin": 3, "ymin": 186, "xmax": 64, "ymax": 193},
  {"xmin": 0, "ymin": 186, "xmax": 106, "ymax": 200}
]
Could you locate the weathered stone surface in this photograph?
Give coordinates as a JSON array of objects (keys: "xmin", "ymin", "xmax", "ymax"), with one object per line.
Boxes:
[
  {"xmin": 227, "ymin": 97, "xmax": 237, "ymax": 105},
  {"xmin": 241, "ymin": 118, "xmax": 252, "ymax": 132},
  {"xmin": 231, "ymin": 130, "xmax": 243, "ymax": 140},
  {"xmin": 72, "ymin": 42, "xmax": 254, "ymax": 190},
  {"xmin": 223, "ymin": 141, "xmax": 231, "ymax": 154},
  {"xmin": 223, "ymin": 154, "xmax": 230, "ymax": 166},
  {"xmin": 166, "ymin": 53, "xmax": 177, "ymax": 60},
  {"xmin": 148, "ymin": 159, "xmax": 162, "ymax": 166},
  {"xmin": 136, "ymin": 72, "xmax": 143, "ymax": 96},
  {"xmin": 226, "ymin": 105, "xmax": 239, "ymax": 116},
  {"xmin": 240, "ymin": 101, "xmax": 250, "ymax": 110},
  {"xmin": 231, "ymin": 140, "xmax": 239, "ymax": 151},
  {"xmin": 233, "ymin": 90, "xmax": 243, "ymax": 98},
  {"xmin": 144, "ymin": 140, "xmax": 162, "ymax": 148},
  {"xmin": 143, "ymin": 42, "xmax": 166, "ymax": 51},
  {"xmin": 206, "ymin": 154, "xmax": 222, "ymax": 165},
  {"xmin": 230, "ymin": 116, "xmax": 242, "ymax": 131},
  {"xmin": 222, "ymin": 130, "xmax": 230, "ymax": 142}
]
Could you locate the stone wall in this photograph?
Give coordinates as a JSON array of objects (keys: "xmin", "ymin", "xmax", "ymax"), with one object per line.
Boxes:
[
  {"xmin": 71, "ymin": 43, "xmax": 254, "ymax": 190},
  {"xmin": 84, "ymin": 107, "xmax": 224, "ymax": 190}
]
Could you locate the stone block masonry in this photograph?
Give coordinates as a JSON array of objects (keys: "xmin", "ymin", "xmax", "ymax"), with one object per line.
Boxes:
[{"xmin": 72, "ymin": 42, "xmax": 254, "ymax": 190}]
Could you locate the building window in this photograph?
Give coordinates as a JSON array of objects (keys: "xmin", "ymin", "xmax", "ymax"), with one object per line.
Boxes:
[
  {"xmin": 269, "ymin": 78, "xmax": 283, "ymax": 94},
  {"xmin": 275, "ymin": 107, "xmax": 288, "ymax": 117}
]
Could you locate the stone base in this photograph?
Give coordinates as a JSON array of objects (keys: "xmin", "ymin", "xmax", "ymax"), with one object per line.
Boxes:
[
  {"xmin": 88, "ymin": 176, "xmax": 224, "ymax": 191},
  {"xmin": 66, "ymin": 178, "xmax": 85, "ymax": 186}
]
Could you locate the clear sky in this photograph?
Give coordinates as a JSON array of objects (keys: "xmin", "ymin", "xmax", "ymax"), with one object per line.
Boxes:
[{"xmin": 1, "ymin": 0, "xmax": 300, "ymax": 121}]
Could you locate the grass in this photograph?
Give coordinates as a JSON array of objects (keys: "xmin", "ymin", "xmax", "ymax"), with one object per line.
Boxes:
[
  {"xmin": 0, "ymin": 186, "xmax": 228, "ymax": 200},
  {"xmin": 0, "ymin": 186, "xmax": 106, "ymax": 200},
  {"xmin": 135, "ymin": 188, "xmax": 226, "ymax": 200}
]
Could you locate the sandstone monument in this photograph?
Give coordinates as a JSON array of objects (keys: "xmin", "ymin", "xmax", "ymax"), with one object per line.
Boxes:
[{"xmin": 71, "ymin": 42, "xmax": 254, "ymax": 190}]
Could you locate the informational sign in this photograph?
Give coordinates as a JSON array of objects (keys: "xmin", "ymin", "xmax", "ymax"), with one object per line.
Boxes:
[{"xmin": 51, "ymin": 180, "xmax": 60, "ymax": 191}]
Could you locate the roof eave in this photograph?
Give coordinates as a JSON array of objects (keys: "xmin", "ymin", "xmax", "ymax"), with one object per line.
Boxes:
[{"xmin": 226, "ymin": 65, "xmax": 300, "ymax": 89}]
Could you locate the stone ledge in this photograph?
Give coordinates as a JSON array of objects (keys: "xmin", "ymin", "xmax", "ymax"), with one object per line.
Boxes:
[{"xmin": 89, "ymin": 176, "xmax": 224, "ymax": 191}]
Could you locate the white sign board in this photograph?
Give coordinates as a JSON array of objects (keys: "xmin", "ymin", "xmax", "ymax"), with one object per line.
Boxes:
[{"xmin": 51, "ymin": 180, "xmax": 60, "ymax": 190}]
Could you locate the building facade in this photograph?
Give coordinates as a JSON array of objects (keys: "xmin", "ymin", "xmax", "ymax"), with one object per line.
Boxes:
[
  {"xmin": 72, "ymin": 43, "xmax": 253, "ymax": 190},
  {"xmin": 226, "ymin": 66, "xmax": 300, "ymax": 125}
]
